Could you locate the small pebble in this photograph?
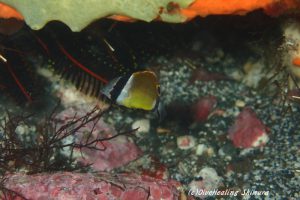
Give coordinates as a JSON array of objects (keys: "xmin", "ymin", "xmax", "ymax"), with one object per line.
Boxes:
[
  {"xmin": 132, "ymin": 119, "xmax": 150, "ymax": 133},
  {"xmin": 207, "ymin": 147, "xmax": 215, "ymax": 157},
  {"xmin": 196, "ymin": 144, "xmax": 208, "ymax": 156},
  {"xmin": 235, "ymin": 100, "xmax": 246, "ymax": 107},
  {"xmin": 177, "ymin": 135, "xmax": 196, "ymax": 150},
  {"xmin": 189, "ymin": 167, "xmax": 222, "ymax": 198}
]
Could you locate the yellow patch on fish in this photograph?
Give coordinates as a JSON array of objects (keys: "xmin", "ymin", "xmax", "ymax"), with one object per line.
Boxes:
[{"xmin": 101, "ymin": 71, "xmax": 160, "ymax": 111}]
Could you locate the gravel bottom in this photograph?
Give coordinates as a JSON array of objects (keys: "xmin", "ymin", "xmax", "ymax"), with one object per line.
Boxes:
[
  {"xmin": 108, "ymin": 52, "xmax": 300, "ymax": 199},
  {"xmin": 155, "ymin": 57, "xmax": 300, "ymax": 199}
]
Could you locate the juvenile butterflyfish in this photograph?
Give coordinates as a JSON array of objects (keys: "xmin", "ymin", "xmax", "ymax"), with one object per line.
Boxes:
[{"xmin": 101, "ymin": 70, "xmax": 161, "ymax": 111}]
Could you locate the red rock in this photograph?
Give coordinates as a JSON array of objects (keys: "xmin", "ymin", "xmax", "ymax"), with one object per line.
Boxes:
[
  {"xmin": 193, "ymin": 95, "xmax": 217, "ymax": 122},
  {"xmin": 2, "ymin": 172, "xmax": 180, "ymax": 200},
  {"xmin": 142, "ymin": 157, "xmax": 169, "ymax": 180},
  {"xmin": 228, "ymin": 107, "xmax": 269, "ymax": 148}
]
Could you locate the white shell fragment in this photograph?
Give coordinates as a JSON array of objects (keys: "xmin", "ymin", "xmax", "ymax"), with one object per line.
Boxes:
[{"xmin": 177, "ymin": 135, "xmax": 196, "ymax": 150}]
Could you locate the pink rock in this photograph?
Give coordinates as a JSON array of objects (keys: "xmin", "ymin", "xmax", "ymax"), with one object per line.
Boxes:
[
  {"xmin": 2, "ymin": 172, "xmax": 180, "ymax": 200},
  {"xmin": 55, "ymin": 107, "xmax": 142, "ymax": 171},
  {"xmin": 77, "ymin": 135, "xmax": 142, "ymax": 171},
  {"xmin": 193, "ymin": 95, "xmax": 217, "ymax": 122},
  {"xmin": 228, "ymin": 107, "xmax": 269, "ymax": 148},
  {"xmin": 121, "ymin": 188, "xmax": 148, "ymax": 200}
]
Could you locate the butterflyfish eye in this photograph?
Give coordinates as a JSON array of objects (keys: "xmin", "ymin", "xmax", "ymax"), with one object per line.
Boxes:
[{"xmin": 101, "ymin": 71, "xmax": 160, "ymax": 111}]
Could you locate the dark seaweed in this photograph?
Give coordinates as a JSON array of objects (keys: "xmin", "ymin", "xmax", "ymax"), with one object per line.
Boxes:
[{"xmin": 0, "ymin": 104, "xmax": 136, "ymax": 175}]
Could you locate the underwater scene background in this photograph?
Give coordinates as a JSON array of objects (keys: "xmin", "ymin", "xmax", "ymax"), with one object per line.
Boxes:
[{"xmin": 0, "ymin": 1, "xmax": 300, "ymax": 200}]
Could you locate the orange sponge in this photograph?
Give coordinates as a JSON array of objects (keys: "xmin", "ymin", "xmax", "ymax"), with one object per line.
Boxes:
[
  {"xmin": 111, "ymin": 0, "xmax": 300, "ymax": 22},
  {"xmin": 181, "ymin": 0, "xmax": 274, "ymax": 19},
  {"xmin": 181, "ymin": 0, "xmax": 300, "ymax": 20},
  {"xmin": 0, "ymin": 2, "xmax": 23, "ymax": 20},
  {"xmin": 292, "ymin": 57, "xmax": 300, "ymax": 67}
]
